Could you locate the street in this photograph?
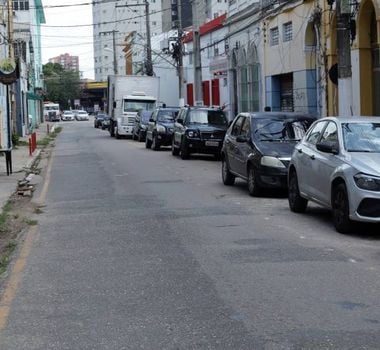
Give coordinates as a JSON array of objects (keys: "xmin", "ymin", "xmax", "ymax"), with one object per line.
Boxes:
[{"xmin": 1, "ymin": 120, "xmax": 380, "ymax": 349}]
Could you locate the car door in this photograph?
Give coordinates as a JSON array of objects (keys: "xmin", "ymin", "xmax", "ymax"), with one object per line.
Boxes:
[
  {"xmin": 311, "ymin": 121, "xmax": 340, "ymax": 206},
  {"xmin": 235, "ymin": 117, "xmax": 252, "ymax": 177},
  {"xmin": 295, "ymin": 121, "xmax": 328, "ymax": 197},
  {"xmin": 225, "ymin": 115, "xmax": 244, "ymax": 174},
  {"xmin": 173, "ymin": 109, "xmax": 186, "ymax": 147},
  {"xmin": 147, "ymin": 110, "xmax": 157, "ymax": 141}
]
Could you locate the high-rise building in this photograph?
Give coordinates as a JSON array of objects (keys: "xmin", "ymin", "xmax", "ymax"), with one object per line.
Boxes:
[
  {"xmin": 49, "ymin": 53, "xmax": 80, "ymax": 72},
  {"xmin": 92, "ymin": 0, "xmax": 163, "ymax": 81}
]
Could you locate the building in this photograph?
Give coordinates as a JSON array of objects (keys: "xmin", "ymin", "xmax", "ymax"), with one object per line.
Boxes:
[
  {"xmin": 49, "ymin": 53, "xmax": 79, "ymax": 72},
  {"xmin": 92, "ymin": 0, "xmax": 163, "ymax": 81}
]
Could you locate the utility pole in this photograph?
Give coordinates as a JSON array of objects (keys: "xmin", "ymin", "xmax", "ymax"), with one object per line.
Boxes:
[
  {"xmin": 116, "ymin": 2, "xmax": 154, "ymax": 76},
  {"xmin": 336, "ymin": 0, "xmax": 352, "ymax": 116},
  {"xmin": 191, "ymin": 0, "xmax": 203, "ymax": 106},
  {"xmin": 177, "ymin": 0, "xmax": 184, "ymax": 106}
]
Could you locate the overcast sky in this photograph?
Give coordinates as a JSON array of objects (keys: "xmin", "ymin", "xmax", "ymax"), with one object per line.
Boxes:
[{"xmin": 41, "ymin": 0, "xmax": 95, "ymax": 79}]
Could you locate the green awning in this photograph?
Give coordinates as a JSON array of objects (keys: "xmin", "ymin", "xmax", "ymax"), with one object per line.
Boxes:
[{"xmin": 27, "ymin": 92, "xmax": 43, "ymax": 100}]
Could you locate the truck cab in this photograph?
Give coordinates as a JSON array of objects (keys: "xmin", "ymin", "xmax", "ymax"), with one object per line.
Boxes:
[{"xmin": 111, "ymin": 93, "xmax": 156, "ymax": 139}]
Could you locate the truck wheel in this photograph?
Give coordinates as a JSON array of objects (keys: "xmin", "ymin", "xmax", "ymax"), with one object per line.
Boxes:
[
  {"xmin": 110, "ymin": 122, "xmax": 115, "ymax": 137},
  {"xmin": 145, "ymin": 136, "xmax": 152, "ymax": 149},
  {"xmin": 152, "ymin": 134, "xmax": 160, "ymax": 151}
]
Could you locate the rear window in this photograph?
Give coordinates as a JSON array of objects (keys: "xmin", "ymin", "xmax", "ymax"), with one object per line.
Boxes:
[
  {"xmin": 188, "ymin": 110, "xmax": 227, "ymax": 126},
  {"xmin": 254, "ymin": 118, "xmax": 313, "ymax": 141}
]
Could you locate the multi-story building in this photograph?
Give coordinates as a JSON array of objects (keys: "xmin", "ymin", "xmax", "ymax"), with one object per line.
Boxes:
[
  {"xmin": 12, "ymin": 0, "xmax": 46, "ymax": 134},
  {"xmin": 92, "ymin": 0, "xmax": 163, "ymax": 81},
  {"xmin": 49, "ymin": 53, "xmax": 79, "ymax": 72}
]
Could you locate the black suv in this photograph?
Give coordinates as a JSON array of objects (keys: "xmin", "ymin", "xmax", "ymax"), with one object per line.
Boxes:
[
  {"xmin": 145, "ymin": 107, "xmax": 180, "ymax": 150},
  {"xmin": 221, "ymin": 112, "xmax": 316, "ymax": 196},
  {"xmin": 172, "ymin": 106, "xmax": 228, "ymax": 159}
]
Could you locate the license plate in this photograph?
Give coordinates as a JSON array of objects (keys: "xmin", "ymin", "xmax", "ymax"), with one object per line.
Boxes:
[{"xmin": 205, "ymin": 141, "xmax": 219, "ymax": 147}]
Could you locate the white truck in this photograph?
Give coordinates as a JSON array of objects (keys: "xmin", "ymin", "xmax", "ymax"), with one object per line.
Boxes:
[{"xmin": 107, "ymin": 75, "xmax": 160, "ymax": 139}]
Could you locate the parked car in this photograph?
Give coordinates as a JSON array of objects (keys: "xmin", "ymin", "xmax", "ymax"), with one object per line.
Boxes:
[
  {"xmin": 288, "ymin": 116, "xmax": 380, "ymax": 233},
  {"xmin": 101, "ymin": 116, "xmax": 110, "ymax": 130},
  {"xmin": 171, "ymin": 106, "xmax": 228, "ymax": 159},
  {"xmin": 145, "ymin": 107, "xmax": 179, "ymax": 150},
  {"xmin": 94, "ymin": 113, "xmax": 108, "ymax": 128},
  {"xmin": 133, "ymin": 110, "xmax": 152, "ymax": 142},
  {"xmin": 76, "ymin": 110, "xmax": 89, "ymax": 121},
  {"xmin": 221, "ymin": 112, "xmax": 316, "ymax": 196},
  {"xmin": 61, "ymin": 110, "xmax": 75, "ymax": 121}
]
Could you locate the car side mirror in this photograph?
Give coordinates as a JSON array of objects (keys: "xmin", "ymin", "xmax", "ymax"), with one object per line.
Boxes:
[
  {"xmin": 176, "ymin": 118, "xmax": 184, "ymax": 125},
  {"xmin": 316, "ymin": 142, "xmax": 339, "ymax": 154},
  {"xmin": 236, "ymin": 135, "xmax": 248, "ymax": 143}
]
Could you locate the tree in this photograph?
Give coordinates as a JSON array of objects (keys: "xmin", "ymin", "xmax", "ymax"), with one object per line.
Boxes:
[{"xmin": 42, "ymin": 63, "xmax": 81, "ymax": 109}]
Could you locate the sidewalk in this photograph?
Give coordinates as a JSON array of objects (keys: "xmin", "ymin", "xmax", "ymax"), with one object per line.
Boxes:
[{"xmin": 0, "ymin": 122, "xmax": 53, "ymax": 210}]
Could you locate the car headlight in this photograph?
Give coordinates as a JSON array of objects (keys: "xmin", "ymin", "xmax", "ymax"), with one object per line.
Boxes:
[
  {"xmin": 354, "ymin": 173, "xmax": 380, "ymax": 191},
  {"xmin": 187, "ymin": 131, "xmax": 199, "ymax": 138},
  {"xmin": 156, "ymin": 125, "xmax": 166, "ymax": 133},
  {"xmin": 260, "ymin": 156, "xmax": 286, "ymax": 168}
]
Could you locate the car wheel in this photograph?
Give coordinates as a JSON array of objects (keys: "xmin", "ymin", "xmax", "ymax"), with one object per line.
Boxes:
[
  {"xmin": 222, "ymin": 157, "xmax": 235, "ymax": 186},
  {"xmin": 288, "ymin": 170, "xmax": 308, "ymax": 213},
  {"xmin": 247, "ymin": 165, "xmax": 261, "ymax": 197},
  {"xmin": 138, "ymin": 131, "xmax": 143, "ymax": 142},
  {"xmin": 180, "ymin": 140, "xmax": 189, "ymax": 160},
  {"xmin": 172, "ymin": 140, "xmax": 179, "ymax": 156},
  {"xmin": 132, "ymin": 132, "xmax": 137, "ymax": 141},
  {"xmin": 332, "ymin": 183, "xmax": 353, "ymax": 233},
  {"xmin": 145, "ymin": 136, "xmax": 152, "ymax": 149},
  {"xmin": 152, "ymin": 134, "xmax": 160, "ymax": 151}
]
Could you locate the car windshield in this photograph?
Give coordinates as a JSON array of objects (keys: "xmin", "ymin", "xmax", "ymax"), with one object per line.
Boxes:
[
  {"xmin": 342, "ymin": 122, "xmax": 380, "ymax": 152},
  {"xmin": 188, "ymin": 110, "xmax": 227, "ymax": 125},
  {"xmin": 140, "ymin": 112, "xmax": 152, "ymax": 122},
  {"xmin": 254, "ymin": 118, "xmax": 313, "ymax": 141},
  {"xmin": 78, "ymin": 111, "xmax": 87, "ymax": 114},
  {"xmin": 124, "ymin": 100, "xmax": 155, "ymax": 112},
  {"xmin": 158, "ymin": 110, "xmax": 177, "ymax": 122}
]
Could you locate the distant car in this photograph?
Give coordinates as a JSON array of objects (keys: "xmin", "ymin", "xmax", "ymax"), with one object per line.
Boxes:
[
  {"xmin": 133, "ymin": 110, "xmax": 152, "ymax": 142},
  {"xmin": 94, "ymin": 113, "xmax": 108, "ymax": 128},
  {"xmin": 288, "ymin": 116, "xmax": 380, "ymax": 233},
  {"xmin": 145, "ymin": 107, "xmax": 179, "ymax": 150},
  {"xmin": 76, "ymin": 110, "xmax": 89, "ymax": 121},
  {"xmin": 221, "ymin": 112, "xmax": 316, "ymax": 196},
  {"xmin": 61, "ymin": 110, "xmax": 75, "ymax": 121},
  {"xmin": 171, "ymin": 106, "xmax": 228, "ymax": 159}
]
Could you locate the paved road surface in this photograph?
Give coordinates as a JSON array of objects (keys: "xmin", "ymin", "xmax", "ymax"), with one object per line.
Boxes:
[{"xmin": 1, "ymin": 121, "xmax": 380, "ymax": 349}]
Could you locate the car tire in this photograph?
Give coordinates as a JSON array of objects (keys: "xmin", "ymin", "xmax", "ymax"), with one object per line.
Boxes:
[
  {"xmin": 180, "ymin": 140, "xmax": 189, "ymax": 160},
  {"xmin": 172, "ymin": 140, "xmax": 179, "ymax": 156},
  {"xmin": 138, "ymin": 132, "xmax": 143, "ymax": 142},
  {"xmin": 152, "ymin": 134, "xmax": 160, "ymax": 151},
  {"xmin": 222, "ymin": 157, "xmax": 235, "ymax": 186},
  {"xmin": 288, "ymin": 170, "xmax": 308, "ymax": 213},
  {"xmin": 332, "ymin": 183, "xmax": 353, "ymax": 234},
  {"xmin": 247, "ymin": 165, "xmax": 261, "ymax": 197},
  {"xmin": 145, "ymin": 136, "xmax": 152, "ymax": 149}
]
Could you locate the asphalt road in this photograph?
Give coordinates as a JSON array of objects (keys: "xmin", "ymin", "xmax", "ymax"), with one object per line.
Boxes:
[{"xmin": 1, "ymin": 120, "xmax": 380, "ymax": 349}]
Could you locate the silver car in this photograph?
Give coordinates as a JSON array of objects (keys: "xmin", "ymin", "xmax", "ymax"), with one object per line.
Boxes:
[{"xmin": 288, "ymin": 117, "xmax": 380, "ymax": 233}]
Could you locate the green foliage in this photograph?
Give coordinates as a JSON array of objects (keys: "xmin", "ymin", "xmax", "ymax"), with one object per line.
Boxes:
[{"xmin": 43, "ymin": 63, "xmax": 81, "ymax": 109}]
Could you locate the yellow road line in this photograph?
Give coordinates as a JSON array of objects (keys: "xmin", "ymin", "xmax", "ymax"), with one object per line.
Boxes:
[{"xmin": 0, "ymin": 148, "xmax": 54, "ymax": 331}]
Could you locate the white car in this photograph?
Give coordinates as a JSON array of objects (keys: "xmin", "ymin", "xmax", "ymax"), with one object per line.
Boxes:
[
  {"xmin": 76, "ymin": 110, "xmax": 89, "ymax": 121},
  {"xmin": 61, "ymin": 110, "xmax": 75, "ymax": 121},
  {"xmin": 288, "ymin": 116, "xmax": 380, "ymax": 233}
]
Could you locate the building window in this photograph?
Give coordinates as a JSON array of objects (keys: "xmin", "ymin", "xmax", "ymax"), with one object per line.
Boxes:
[
  {"xmin": 13, "ymin": 1, "xmax": 29, "ymax": 11},
  {"xmin": 283, "ymin": 22, "xmax": 292, "ymax": 42},
  {"xmin": 270, "ymin": 27, "xmax": 279, "ymax": 46}
]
